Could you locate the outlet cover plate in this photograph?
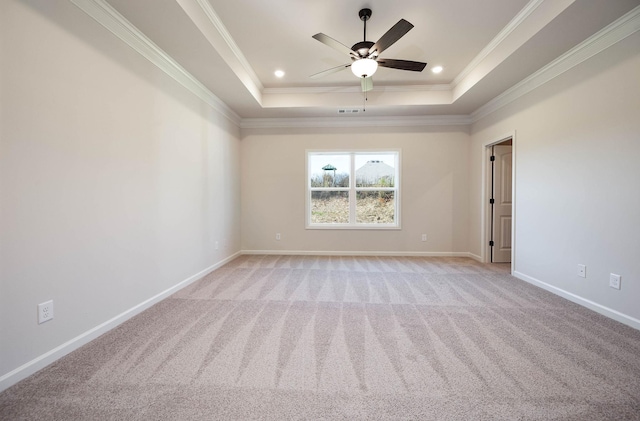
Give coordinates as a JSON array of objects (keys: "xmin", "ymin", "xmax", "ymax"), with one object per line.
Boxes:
[
  {"xmin": 577, "ymin": 264, "xmax": 586, "ymax": 278},
  {"xmin": 609, "ymin": 274, "xmax": 621, "ymax": 290},
  {"xmin": 38, "ymin": 300, "xmax": 54, "ymax": 324}
]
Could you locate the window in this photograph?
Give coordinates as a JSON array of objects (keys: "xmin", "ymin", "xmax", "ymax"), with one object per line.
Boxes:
[{"xmin": 306, "ymin": 151, "xmax": 400, "ymax": 229}]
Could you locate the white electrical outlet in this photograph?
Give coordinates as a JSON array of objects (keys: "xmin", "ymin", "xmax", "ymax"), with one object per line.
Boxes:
[
  {"xmin": 421, "ymin": 234, "xmax": 427, "ymax": 242},
  {"xmin": 38, "ymin": 300, "xmax": 54, "ymax": 324},
  {"xmin": 215, "ymin": 241, "xmax": 219, "ymax": 250},
  {"xmin": 577, "ymin": 264, "xmax": 586, "ymax": 278},
  {"xmin": 609, "ymin": 274, "xmax": 621, "ymax": 290},
  {"xmin": 276, "ymin": 233, "xmax": 281, "ymax": 240}
]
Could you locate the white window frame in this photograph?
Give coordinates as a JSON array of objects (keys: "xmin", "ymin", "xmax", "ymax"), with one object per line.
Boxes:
[{"xmin": 306, "ymin": 149, "xmax": 401, "ymax": 230}]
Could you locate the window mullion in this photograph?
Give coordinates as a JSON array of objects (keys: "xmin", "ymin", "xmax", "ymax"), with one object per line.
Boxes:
[{"xmin": 349, "ymin": 153, "xmax": 356, "ymax": 224}]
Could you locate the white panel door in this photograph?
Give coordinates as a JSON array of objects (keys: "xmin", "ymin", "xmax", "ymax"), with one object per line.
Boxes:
[{"xmin": 492, "ymin": 145, "xmax": 512, "ymax": 263}]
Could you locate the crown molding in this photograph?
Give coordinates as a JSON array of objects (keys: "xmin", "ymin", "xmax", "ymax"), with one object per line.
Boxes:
[
  {"xmin": 178, "ymin": 0, "xmax": 262, "ymax": 103},
  {"xmin": 69, "ymin": 0, "xmax": 640, "ymax": 130},
  {"xmin": 471, "ymin": 5, "xmax": 640, "ymax": 122},
  {"xmin": 245, "ymin": 3, "xmax": 640, "ymax": 131},
  {"xmin": 240, "ymin": 115, "xmax": 472, "ymax": 129},
  {"xmin": 451, "ymin": 0, "xmax": 545, "ymax": 88},
  {"xmin": 192, "ymin": 0, "xmax": 263, "ymax": 93},
  {"xmin": 263, "ymin": 84, "xmax": 451, "ymax": 95},
  {"xmin": 70, "ymin": 0, "xmax": 242, "ymax": 126}
]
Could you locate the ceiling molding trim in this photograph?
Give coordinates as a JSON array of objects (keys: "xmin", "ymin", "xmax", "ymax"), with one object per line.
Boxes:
[
  {"xmin": 69, "ymin": 0, "xmax": 242, "ymax": 126},
  {"xmin": 240, "ymin": 115, "xmax": 472, "ymax": 130},
  {"xmin": 263, "ymin": 84, "xmax": 451, "ymax": 95},
  {"xmin": 471, "ymin": 5, "xmax": 640, "ymax": 122},
  {"xmin": 191, "ymin": 0, "xmax": 264, "ymax": 93},
  {"xmin": 451, "ymin": 0, "xmax": 545, "ymax": 88}
]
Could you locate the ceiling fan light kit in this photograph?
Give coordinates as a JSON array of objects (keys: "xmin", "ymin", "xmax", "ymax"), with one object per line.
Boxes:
[
  {"xmin": 351, "ymin": 58, "xmax": 378, "ymax": 78},
  {"xmin": 311, "ymin": 8, "xmax": 427, "ymax": 93}
]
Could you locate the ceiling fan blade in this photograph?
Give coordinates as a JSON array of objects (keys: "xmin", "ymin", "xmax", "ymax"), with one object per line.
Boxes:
[
  {"xmin": 309, "ymin": 63, "xmax": 352, "ymax": 79},
  {"xmin": 361, "ymin": 76, "xmax": 373, "ymax": 92},
  {"xmin": 377, "ymin": 59, "xmax": 426, "ymax": 72},
  {"xmin": 312, "ymin": 33, "xmax": 357, "ymax": 57},
  {"xmin": 368, "ymin": 19, "xmax": 414, "ymax": 57}
]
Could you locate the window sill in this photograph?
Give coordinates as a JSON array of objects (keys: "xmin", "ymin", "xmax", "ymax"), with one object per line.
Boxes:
[{"xmin": 306, "ymin": 224, "xmax": 401, "ymax": 230}]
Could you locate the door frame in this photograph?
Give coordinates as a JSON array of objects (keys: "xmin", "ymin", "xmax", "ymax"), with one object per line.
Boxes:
[{"xmin": 481, "ymin": 131, "xmax": 516, "ymax": 273}]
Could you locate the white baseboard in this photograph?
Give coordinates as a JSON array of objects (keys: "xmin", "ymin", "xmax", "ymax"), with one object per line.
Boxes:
[
  {"xmin": 241, "ymin": 250, "xmax": 478, "ymax": 258},
  {"xmin": 0, "ymin": 252, "xmax": 241, "ymax": 393},
  {"xmin": 467, "ymin": 252, "xmax": 484, "ymax": 262},
  {"xmin": 513, "ymin": 270, "xmax": 640, "ymax": 331}
]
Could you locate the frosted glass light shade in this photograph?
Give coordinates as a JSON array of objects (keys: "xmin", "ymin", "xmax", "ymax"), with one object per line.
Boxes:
[{"xmin": 351, "ymin": 58, "xmax": 378, "ymax": 78}]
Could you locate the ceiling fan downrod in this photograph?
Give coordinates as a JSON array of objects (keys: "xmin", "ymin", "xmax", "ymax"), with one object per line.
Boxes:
[
  {"xmin": 359, "ymin": 8, "xmax": 372, "ymax": 42},
  {"xmin": 353, "ymin": 9, "xmax": 375, "ymax": 58}
]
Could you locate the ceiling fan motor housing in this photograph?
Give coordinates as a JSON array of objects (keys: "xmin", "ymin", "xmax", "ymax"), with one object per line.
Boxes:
[{"xmin": 351, "ymin": 41, "xmax": 374, "ymax": 58}]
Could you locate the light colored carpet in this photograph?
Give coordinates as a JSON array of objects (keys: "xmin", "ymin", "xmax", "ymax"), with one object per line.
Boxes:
[{"xmin": 1, "ymin": 255, "xmax": 640, "ymax": 420}]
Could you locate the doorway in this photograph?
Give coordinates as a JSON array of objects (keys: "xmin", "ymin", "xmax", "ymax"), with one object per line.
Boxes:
[{"xmin": 485, "ymin": 136, "xmax": 514, "ymax": 266}]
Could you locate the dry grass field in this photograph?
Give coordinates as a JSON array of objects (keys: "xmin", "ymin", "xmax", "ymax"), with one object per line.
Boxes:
[{"xmin": 310, "ymin": 194, "xmax": 394, "ymax": 224}]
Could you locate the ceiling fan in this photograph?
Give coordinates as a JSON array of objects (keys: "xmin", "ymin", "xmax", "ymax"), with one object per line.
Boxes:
[{"xmin": 311, "ymin": 8, "xmax": 427, "ymax": 92}]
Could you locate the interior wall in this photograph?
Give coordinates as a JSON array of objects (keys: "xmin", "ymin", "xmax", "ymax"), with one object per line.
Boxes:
[
  {"xmin": 469, "ymin": 32, "xmax": 640, "ymax": 326},
  {"xmin": 0, "ymin": 0, "xmax": 241, "ymax": 384},
  {"xmin": 240, "ymin": 125, "xmax": 470, "ymax": 255}
]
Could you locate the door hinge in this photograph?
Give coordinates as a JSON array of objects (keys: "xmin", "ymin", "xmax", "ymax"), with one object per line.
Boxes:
[
  {"xmin": 489, "ymin": 198, "xmax": 495, "ymax": 204},
  {"xmin": 489, "ymin": 240, "xmax": 495, "ymax": 247},
  {"xmin": 490, "ymin": 155, "xmax": 495, "ymax": 161}
]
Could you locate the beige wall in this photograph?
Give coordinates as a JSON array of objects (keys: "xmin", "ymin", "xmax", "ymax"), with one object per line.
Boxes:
[
  {"xmin": 469, "ymin": 32, "xmax": 640, "ymax": 325},
  {"xmin": 0, "ymin": 1, "xmax": 241, "ymax": 384},
  {"xmin": 241, "ymin": 126, "xmax": 470, "ymax": 255}
]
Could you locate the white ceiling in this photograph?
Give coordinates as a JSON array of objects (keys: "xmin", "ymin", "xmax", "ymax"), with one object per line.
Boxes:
[{"xmin": 104, "ymin": 0, "xmax": 640, "ymax": 120}]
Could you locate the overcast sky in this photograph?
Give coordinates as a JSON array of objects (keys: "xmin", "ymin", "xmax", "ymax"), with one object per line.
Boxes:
[{"xmin": 308, "ymin": 153, "xmax": 395, "ymax": 179}]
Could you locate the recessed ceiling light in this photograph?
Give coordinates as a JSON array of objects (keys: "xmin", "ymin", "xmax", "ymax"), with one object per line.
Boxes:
[
  {"xmin": 431, "ymin": 66, "xmax": 443, "ymax": 74},
  {"xmin": 274, "ymin": 70, "xmax": 285, "ymax": 78}
]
